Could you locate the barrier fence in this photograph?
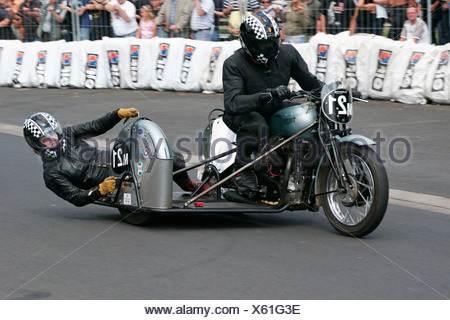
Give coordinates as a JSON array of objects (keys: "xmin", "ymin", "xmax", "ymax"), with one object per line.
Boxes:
[{"xmin": 0, "ymin": 32, "xmax": 449, "ymax": 104}]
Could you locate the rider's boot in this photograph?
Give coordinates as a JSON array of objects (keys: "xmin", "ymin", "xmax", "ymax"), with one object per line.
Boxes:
[
  {"xmin": 181, "ymin": 180, "xmax": 212, "ymax": 195},
  {"xmin": 235, "ymin": 169, "xmax": 258, "ymax": 190}
]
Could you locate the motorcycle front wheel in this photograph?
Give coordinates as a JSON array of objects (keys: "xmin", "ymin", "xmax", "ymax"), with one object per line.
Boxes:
[{"xmin": 319, "ymin": 143, "xmax": 389, "ymax": 237}]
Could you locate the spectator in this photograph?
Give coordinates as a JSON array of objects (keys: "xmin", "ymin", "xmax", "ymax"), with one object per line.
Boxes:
[
  {"xmin": 59, "ymin": 0, "xmax": 74, "ymax": 41},
  {"xmin": 226, "ymin": 0, "xmax": 250, "ymax": 40},
  {"xmin": 211, "ymin": 0, "xmax": 224, "ymax": 41},
  {"xmin": 318, "ymin": 0, "xmax": 357, "ymax": 34},
  {"xmin": 222, "ymin": 0, "xmax": 259, "ymax": 16},
  {"xmin": 130, "ymin": 0, "xmax": 150, "ymax": 19},
  {"xmin": 355, "ymin": 0, "xmax": 376, "ymax": 34},
  {"xmin": 88, "ymin": 0, "xmax": 114, "ymax": 40},
  {"xmin": 399, "ymin": 5, "xmax": 430, "ymax": 43},
  {"xmin": 304, "ymin": 0, "xmax": 321, "ymax": 37},
  {"xmin": 260, "ymin": 0, "xmax": 277, "ymax": 19},
  {"xmin": 428, "ymin": 0, "xmax": 443, "ymax": 44},
  {"xmin": 37, "ymin": 0, "xmax": 67, "ymax": 41},
  {"xmin": 281, "ymin": 0, "xmax": 310, "ymax": 43},
  {"xmin": 373, "ymin": 0, "xmax": 388, "ymax": 35},
  {"xmin": 9, "ymin": 0, "xmax": 24, "ymax": 40},
  {"xmin": 76, "ymin": 0, "xmax": 92, "ymax": 40},
  {"xmin": 439, "ymin": 0, "xmax": 450, "ymax": 44},
  {"xmin": 150, "ymin": 0, "xmax": 161, "ymax": 16},
  {"xmin": 387, "ymin": 0, "xmax": 416, "ymax": 40},
  {"xmin": 16, "ymin": 0, "xmax": 40, "ymax": 42},
  {"xmin": 136, "ymin": 4, "xmax": 156, "ymax": 38},
  {"xmin": 154, "ymin": 0, "xmax": 192, "ymax": 38},
  {"xmin": 271, "ymin": 0, "xmax": 287, "ymax": 17},
  {"xmin": 105, "ymin": 0, "xmax": 139, "ymax": 37},
  {"xmin": 190, "ymin": 0, "xmax": 215, "ymax": 41},
  {"xmin": 0, "ymin": 0, "xmax": 15, "ymax": 39}
]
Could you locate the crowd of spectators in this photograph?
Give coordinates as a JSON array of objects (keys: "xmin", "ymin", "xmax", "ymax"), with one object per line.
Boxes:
[{"xmin": 0, "ymin": 0, "xmax": 449, "ymax": 44}]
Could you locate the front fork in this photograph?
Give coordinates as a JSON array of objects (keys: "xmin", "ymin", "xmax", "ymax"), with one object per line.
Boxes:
[{"xmin": 325, "ymin": 137, "xmax": 354, "ymax": 192}]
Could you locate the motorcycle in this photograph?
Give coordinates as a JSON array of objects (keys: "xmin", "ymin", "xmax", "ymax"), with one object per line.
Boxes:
[{"xmin": 95, "ymin": 82, "xmax": 389, "ymax": 237}]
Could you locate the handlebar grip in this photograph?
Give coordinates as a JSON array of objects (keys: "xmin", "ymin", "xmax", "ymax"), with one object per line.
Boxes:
[{"xmin": 352, "ymin": 90, "xmax": 362, "ymax": 99}]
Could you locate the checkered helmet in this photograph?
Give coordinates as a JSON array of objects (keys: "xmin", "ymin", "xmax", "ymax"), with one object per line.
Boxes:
[
  {"xmin": 240, "ymin": 12, "xmax": 281, "ymax": 64},
  {"xmin": 23, "ymin": 112, "xmax": 64, "ymax": 157}
]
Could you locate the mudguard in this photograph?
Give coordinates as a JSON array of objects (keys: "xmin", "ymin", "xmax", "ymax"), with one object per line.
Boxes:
[{"xmin": 314, "ymin": 135, "xmax": 376, "ymax": 205}]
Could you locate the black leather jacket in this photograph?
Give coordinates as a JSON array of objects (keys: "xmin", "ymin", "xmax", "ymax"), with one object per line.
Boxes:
[
  {"xmin": 42, "ymin": 111, "xmax": 121, "ymax": 207},
  {"xmin": 223, "ymin": 44, "xmax": 323, "ymax": 118}
]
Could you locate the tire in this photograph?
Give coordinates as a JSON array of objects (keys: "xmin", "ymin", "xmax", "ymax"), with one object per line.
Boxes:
[
  {"xmin": 119, "ymin": 208, "xmax": 154, "ymax": 226},
  {"xmin": 319, "ymin": 143, "xmax": 389, "ymax": 237}
]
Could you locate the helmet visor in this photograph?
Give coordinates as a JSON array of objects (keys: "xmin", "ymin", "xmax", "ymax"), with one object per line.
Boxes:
[
  {"xmin": 249, "ymin": 37, "xmax": 280, "ymax": 60},
  {"xmin": 40, "ymin": 129, "xmax": 60, "ymax": 147}
]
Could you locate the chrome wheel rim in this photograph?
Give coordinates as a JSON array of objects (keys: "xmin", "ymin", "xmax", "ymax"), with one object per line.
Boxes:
[{"xmin": 326, "ymin": 154, "xmax": 375, "ymax": 226}]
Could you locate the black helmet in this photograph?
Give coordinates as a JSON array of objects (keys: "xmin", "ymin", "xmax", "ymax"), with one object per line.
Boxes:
[
  {"xmin": 240, "ymin": 11, "xmax": 281, "ymax": 64},
  {"xmin": 23, "ymin": 112, "xmax": 64, "ymax": 158}
]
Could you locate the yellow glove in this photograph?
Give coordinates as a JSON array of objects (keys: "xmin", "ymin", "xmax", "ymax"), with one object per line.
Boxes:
[
  {"xmin": 99, "ymin": 176, "xmax": 116, "ymax": 195},
  {"xmin": 118, "ymin": 108, "xmax": 139, "ymax": 119}
]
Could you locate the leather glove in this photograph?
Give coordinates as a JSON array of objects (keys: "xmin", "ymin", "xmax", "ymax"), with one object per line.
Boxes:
[
  {"xmin": 118, "ymin": 108, "xmax": 139, "ymax": 119},
  {"xmin": 270, "ymin": 85, "xmax": 290, "ymax": 100},
  {"xmin": 99, "ymin": 176, "xmax": 116, "ymax": 195}
]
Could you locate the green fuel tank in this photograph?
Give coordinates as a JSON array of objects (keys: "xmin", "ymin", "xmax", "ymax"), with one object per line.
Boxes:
[{"xmin": 269, "ymin": 104, "xmax": 318, "ymax": 138}]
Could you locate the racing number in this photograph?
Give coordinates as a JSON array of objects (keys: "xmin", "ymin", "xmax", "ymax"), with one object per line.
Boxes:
[
  {"xmin": 328, "ymin": 94, "xmax": 349, "ymax": 116},
  {"xmin": 112, "ymin": 141, "xmax": 130, "ymax": 174},
  {"xmin": 112, "ymin": 147, "xmax": 128, "ymax": 168}
]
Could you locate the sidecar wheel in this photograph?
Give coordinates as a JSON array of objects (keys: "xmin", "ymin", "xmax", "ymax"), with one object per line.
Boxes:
[
  {"xmin": 319, "ymin": 143, "xmax": 389, "ymax": 237},
  {"xmin": 119, "ymin": 208, "xmax": 154, "ymax": 226}
]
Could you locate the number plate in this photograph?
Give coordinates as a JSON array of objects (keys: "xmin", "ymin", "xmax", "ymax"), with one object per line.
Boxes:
[
  {"xmin": 111, "ymin": 140, "xmax": 130, "ymax": 174},
  {"xmin": 322, "ymin": 89, "xmax": 353, "ymax": 124}
]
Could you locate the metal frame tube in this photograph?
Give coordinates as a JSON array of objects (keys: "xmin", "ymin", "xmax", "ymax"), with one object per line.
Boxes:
[{"xmin": 183, "ymin": 120, "xmax": 318, "ymax": 207}]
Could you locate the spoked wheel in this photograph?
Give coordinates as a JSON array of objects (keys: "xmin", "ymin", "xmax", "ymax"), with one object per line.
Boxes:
[
  {"xmin": 319, "ymin": 143, "xmax": 389, "ymax": 237},
  {"xmin": 119, "ymin": 208, "xmax": 154, "ymax": 226}
]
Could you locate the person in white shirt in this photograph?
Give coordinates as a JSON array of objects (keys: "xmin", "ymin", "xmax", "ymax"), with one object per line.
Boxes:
[
  {"xmin": 399, "ymin": 6, "xmax": 430, "ymax": 44},
  {"xmin": 190, "ymin": 0, "xmax": 214, "ymax": 41},
  {"xmin": 105, "ymin": 0, "xmax": 138, "ymax": 37}
]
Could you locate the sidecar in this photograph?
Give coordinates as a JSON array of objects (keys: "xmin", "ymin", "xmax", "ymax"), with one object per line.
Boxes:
[{"xmin": 94, "ymin": 117, "xmax": 291, "ymax": 226}]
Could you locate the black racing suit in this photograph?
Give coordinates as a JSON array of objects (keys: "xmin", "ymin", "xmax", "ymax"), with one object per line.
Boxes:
[
  {"xmin": 42, "ymin": 110, "xmax": 189, "ymax": 207},
  {"xmin": 222, "ymin": 44, "xmax": 323, "ymax": 169}
]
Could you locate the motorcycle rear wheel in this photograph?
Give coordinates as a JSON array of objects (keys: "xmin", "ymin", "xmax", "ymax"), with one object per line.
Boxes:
[{"xmin": 319, "ymin": 143, "xmax": 389, "ymax": 237}]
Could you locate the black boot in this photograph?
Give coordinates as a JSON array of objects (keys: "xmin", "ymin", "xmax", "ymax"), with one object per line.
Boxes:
[{"xmin": 235, "ymin": 169, "xmax": 258, "ymax": 190}]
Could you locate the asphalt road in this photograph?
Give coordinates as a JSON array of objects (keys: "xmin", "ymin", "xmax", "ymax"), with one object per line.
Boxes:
[{"xmin": 0, "ymin": 88, "xmax": 449, "ymax": 300}]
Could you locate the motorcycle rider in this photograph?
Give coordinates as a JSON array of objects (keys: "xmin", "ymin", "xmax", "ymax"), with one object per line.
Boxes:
[
  {"xmin": 23, "ymin": 108, "xmax": 206, "ymax": 207},
  {"xmin": 222, "ymin": 11, "xmax": 323, "ymax": 190}
]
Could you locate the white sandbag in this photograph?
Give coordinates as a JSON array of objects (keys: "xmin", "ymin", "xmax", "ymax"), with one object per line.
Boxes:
[
  {"xmin": 102, "ymin": 37, "xmax": 131, "ymax": 89},
  {"xmin": 200, "ymin": 40, "xmax": 241, "ymax": 93},
  {"xmin": 171, "ymin": 39, "xmax": 211, "ymax": 92},
  {"xmin": 423, "ymin": 44, "xmax": 450, "ymax": 104},
  {"xmin": 56, "ymin": 41, "xmax": 83, "ymax": 89},
  {"xmin": 335, "ymin": 34, "xmax": 376, "ymax": 97},
  {"xmin": 0, "ymin": 40, "xmax": 22, "ymax": 87},
  {"xmin": 77, "ymin": 40, "xmax": 109, "ymax": 89},
  {"xmin": 11, "ymin": 42, "xmax": 39, "ymax": 87},
  {"xmin": 367, "ymin": 36, "xmax": 402, "ymax": 100},
  {"xmin": 123, "ymin": 37, "xmax": 154, "ymax": 89},
  {"xmin": 149, "ymin": 38, "xmax": 183, "ymax": 91},
  {"xmin": 0, "ymin": 41, "xmax": 17, "ymax": 86},
  {"xmin": 309, "ymin": 32, "xmax": 350, "ymax": 84},
  {"xmin": 20, "ymin": 40, "xmax": 65, "ymax": 88},
  {"xmin": 390, "ymin": 40, "xmax": 434, "ymax": 104}
]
